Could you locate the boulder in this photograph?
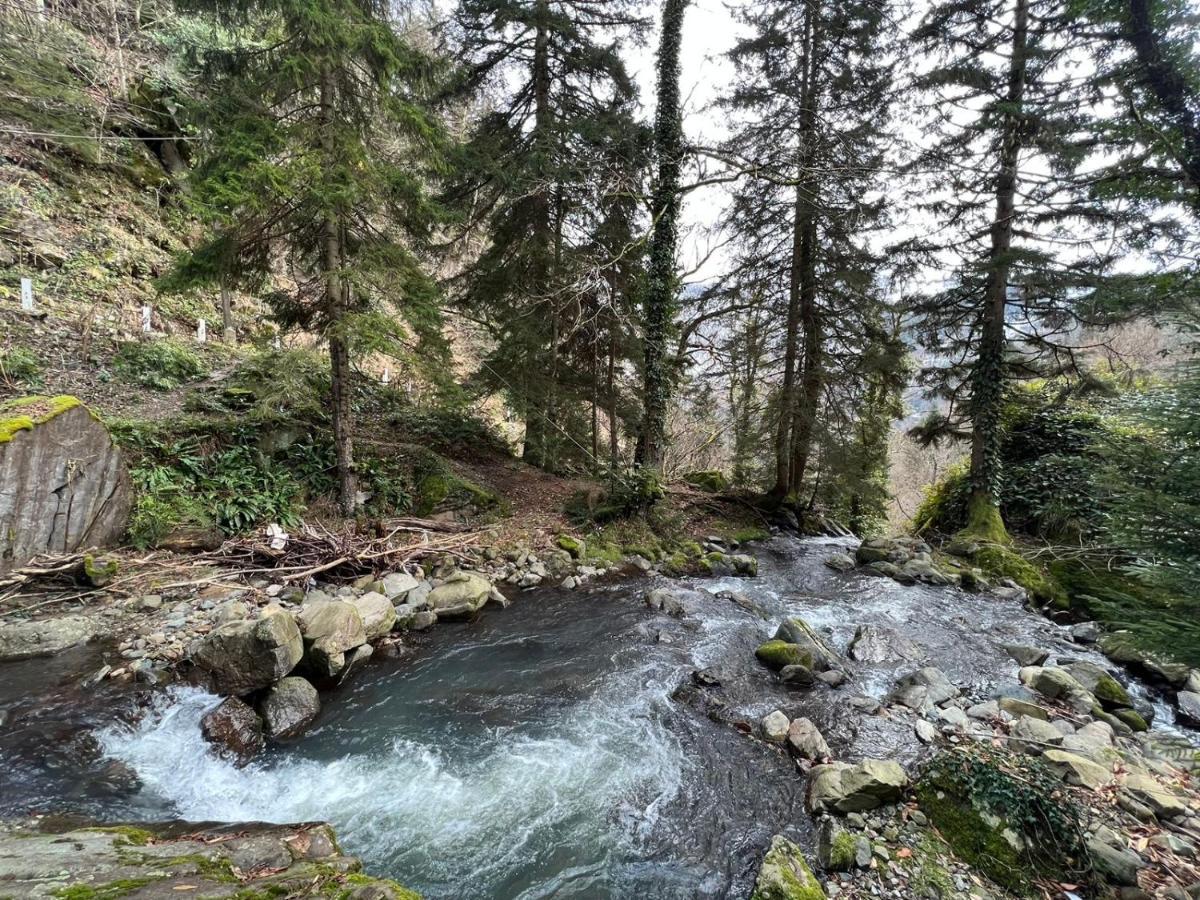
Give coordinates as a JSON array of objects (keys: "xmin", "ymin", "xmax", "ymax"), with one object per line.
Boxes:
[
  {"xmin": 807, "ymin": 759, "xmax": 908, "ymax": 814},
  {"xmin": 1071, "ymin": 621, "xmax": 1102, "ymax": 644},
  {"xmin": 1009, "ymin": 715, "xmax": 1064, "ymax": 753},
  {"xmin": 192, "ymin": 611, "xmax": 304, "ymax": 695},
  {"xmin": 0, "ymin": 615, "xmax": 95, "ymax": 661},
  {"xmin": 1176, "ymin": 691, "xmax": 1200, "ymax": 727},
  {"xmin": 1061, "ymin": 661, "xmax": 1132, "ymax": 710},
  {"xmin": 1121, "ymin": 773, "xmax": 1190, "ymax": 819},
  {"xmin": 893, "ymin": 667, "xmax": 959, "ymax": 709},
  {"xmin": 1042, "ymin": 749, "xmax": 1112, "ymax": 790},
  {"xmin": 427, "ymin": 571, "xmax": 492, "ymax": 619},
  {"xmin": 780, "ymin": 664, "xmax": 816, "ymax": 686},
  {"xmin": 756, "ymin": 641, "xmax": 810, "ymax": 671},
  {"xmin": 750, "ymin": 835, "xmax": 826, "ymax": 900},
  {"xmin": 772, "ymin": 618, "xmax": 838, "ymax": 671},
  {"xmin": 1087, "ymin": 838, "xmax": 1144, "ymax": 887},
  {"xmin": 645, "ymin": 588, "xmax": 687, "ymax": 617},
  {"xmin": 998, "ymin": 697, "xmax": 1049, "ymax": 721},
  {"xmin": 761, "ymin": 710, "xmax": 790, "ymax": 743},
  {"xmin": 1018, "ymin": 666, "xmax": 1094, "ymax": 713},
  {"xmin": 348, "ymin": 592, "xmax": 396, "ymax": 640},
  {"xmin": 200, "ymin": 697, "xmax": 264, "ymax": 766},
  {"xmin": 824, "ymin": 553, "xmax": 856, "ymax": 573},
  {"xmin": 848, "ymin": 624, "xmax": 923, "ymax": 664},
  {"xmin": 1002, "ymin": 644, "xmax": 1049, "ymax": 667},
  {"xmin": 787, "ymin": 717, "xmax": 830, "ymax": 761},
  {"xmin": 380, "ymin": 572, "xmax": 419, "ymax": 600},
  {"xmin": 258, "ymin": 677, "xmax": 321, "ymax": 740},
  {"xmin": 0, "ymin": 397, "xmax": 131, "ymax": 575},
  {"xmin": 296, "ymin": 601, "xmax": 366, "ymax": 677}
]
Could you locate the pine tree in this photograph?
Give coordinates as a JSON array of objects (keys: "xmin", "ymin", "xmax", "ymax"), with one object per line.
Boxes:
[
  {"xmin": 444, "ymin": 0, "xmax": 645, "ymax": 472},
  {"xmin": 163, "ymin": 0, "xmax": 447, "ymax": 514},
  {"xmin": 636, "ymin": 0, "xmax": 687, "ymax": 477},
  {"xmin": 906, "ymin": 0, "xmax": 1125, "ymax": 540},
  {"xmin": 719, "ymin": 0, "xmax": 897, "ymax": 505}
]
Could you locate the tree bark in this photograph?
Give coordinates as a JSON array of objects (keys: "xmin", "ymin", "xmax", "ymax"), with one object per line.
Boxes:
[
  {"xmin": 967, "ymin": 0, "xmax": 1028, "ymax": 538},
  {"xmin": 320, "ymin": 67, "xmax": 357, "ymax": 516},
  {"xmin": 219, "ymin": 279, "xmax": 234, "ymax": 342},
  {"xmin": 637, "ymin": 0, "xmax": 688, "ymax": 473}
]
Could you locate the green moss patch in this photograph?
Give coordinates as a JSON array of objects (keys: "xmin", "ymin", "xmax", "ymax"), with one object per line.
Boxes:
[
  {"xmin": 0, "ymin": 395, "xmax": 82, "ymax": 443},
  {"xmin": 973, "ymin": 545, "xmax": 1067, "ymax": 607}
]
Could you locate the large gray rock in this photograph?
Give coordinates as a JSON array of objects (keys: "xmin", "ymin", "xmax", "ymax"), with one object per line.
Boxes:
[
  {"xmin": 348, "ymin": 592, "xmax": 396, "ymax": 640},
  {"xmin": 893, "ymin": 666, "xmax": 959, "ymax": 708},
  {"xmin": 1177, "ymin": 691, "xmax": 1200, "ymax": 726},
  {"xmin": 787, "ymin": 717, "xmax": 831, "ymax": 761},
  {"xmin": 192, "ymin": 611, "xmax": 303, "ymax": 695},
  {"xmin": 427, "ymin": 571, "xmax": 492, "ymax": 619},
  {"xmin": 380, "ymin": 571, "xmax": 419, "ymax": 601},
  {"xmin": 848, "ymin": 624, "xmax": 923, "ymax": 663},
  {"xmin": 258, "ymin": 677, "xmax": 321, "ymax": 740},
  {"xmin": 0, "ymin": 397, "xmax": 131, "ymax": 575},
  {"xmin": 807, "ymin": 759, "xmax": 908, "ymax": 814},
  {"xmin": 750, "ymin": 835, "xmax": 826, "ymax": 900},
  {"xmin": 200, "ymin": 697, "xmax": 263, "ymax": 766},
  {"xmin": 296, "ymin": 600, "xmax": 366, "ymax": 677},
  {"xmin": 1061, "ymin": 660, "xmax": 1132, "ymax": 710},
  {"xmin": 1019, "ymin": 665, "xmax": 1095, "ymax": 713},
  {"xmin": 0, "ymin": 615, "xmax": 95, "ymax": 661}
]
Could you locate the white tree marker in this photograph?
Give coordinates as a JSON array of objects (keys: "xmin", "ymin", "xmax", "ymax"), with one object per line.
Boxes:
[{"xmin": 20, "ymin": 278, "xmax": 34, "ymax": 311}]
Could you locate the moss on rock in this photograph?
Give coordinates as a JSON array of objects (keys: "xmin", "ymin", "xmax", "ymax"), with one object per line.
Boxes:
[
  {"xmin": 974, "ymin": 545, "xmax": 1067, "ymax": 607},
  {"xmin": 750, "ymin": 835, "xmax": 826, "ymax": 900},
  {"xmin": 0, "ymin": 395, "xmax": 83, "ymax": 443},
  {"xmin": 755, "ymin": 640, "xmax": 813, "ymax": 671}
]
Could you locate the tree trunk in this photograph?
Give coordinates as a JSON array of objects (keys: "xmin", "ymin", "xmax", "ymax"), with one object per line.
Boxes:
[
  {"xmin": 966, "ymin": 0, "xmax": 1028, "ymax": 540},
  {"xmin": 608, "ymin": 321, "xmax": 619, "ymax": 469},
  {"xmin": 637, "ymin": 0, "xmax": 688, "ymax": 473},
  {"xmin": 788, "ymin": 212, "xmax": 821, "ymax": 495},
  {"xmin": 219, "ymin": 279, "xmax": 234, "ymax": 342},
  {"xmin": 320, "ymin": 67, "xmax": 357, "ymax": 516}
]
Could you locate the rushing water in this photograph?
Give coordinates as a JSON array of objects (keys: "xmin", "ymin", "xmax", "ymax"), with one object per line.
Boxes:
[{"xmin": 1, "ymin": 536, "xmax": 1195, "ymax": 898}]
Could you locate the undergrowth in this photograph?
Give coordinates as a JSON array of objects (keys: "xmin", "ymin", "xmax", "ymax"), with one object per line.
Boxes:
[{"xmin": 113, "ymin": 339, "xmax": 207, "ymax": 391}]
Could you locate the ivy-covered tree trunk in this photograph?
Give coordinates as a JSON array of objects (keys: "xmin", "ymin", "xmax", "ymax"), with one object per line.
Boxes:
[
  {"xmin": 772, "ymin": 184, "xmax": 804, "ymax": 497},
  {"xmin": 966, "ymin": 0, "xmax": 1028, "ymax": 540},
  {"xmin": 638, "ymin": 0, "xmax": 687, "ymax": 473}
]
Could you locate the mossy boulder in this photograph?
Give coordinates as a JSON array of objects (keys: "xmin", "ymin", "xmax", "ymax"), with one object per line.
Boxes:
[
  {"xmin": 555, "ymin": 534, "xmax": 586, "ymax": 558},
  {"xmin": 682, "ymin": 470, "xmax": 729, "ymax": 493},
  {"xmin": 750, "ymin": 835, "xmax": 826, "ymax": 900},
  {"xmin": 773, "ymin": 618, "xmax": 839, "ymax": 671},
  {"xmin": 0, "ymin": 396, "xmax": 131, "ymax": 575},
  {"xmin": 1061, "ymin": 661, "xmax": 1132, "ymax": 710},
  {"xmin": 755, "ymin": 640, "xmax": 813, "ymax": 671},
  {"xmin": 974, "ymin": 545, "xmax": 1067, "ymax": 608}
]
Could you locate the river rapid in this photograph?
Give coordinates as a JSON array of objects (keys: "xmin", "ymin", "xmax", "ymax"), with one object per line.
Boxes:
[{"xmin": 0, "ymin": 535, "xmax": 1193, "ymax": 898}]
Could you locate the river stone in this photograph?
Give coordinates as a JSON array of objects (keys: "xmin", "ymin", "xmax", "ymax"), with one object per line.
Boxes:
[
  {"xmin": 0, "ymin": 615, "xmax": 95, "ymax": 661},
  {"xmin": 645, "ymin": 588, "xmax": 687, "ymax": 617},
  {"xmin": 756, "ymin": 640, "xmax": 811, "ymax": 671},
  {"xmin": 761, "ymin": 710, "xmax": 790, "ymax": 743},
  {"xmin": 297, "ymin": 601, "xmax": 365, "ymax": 655},
  {"xmin": 381, "ymin": 572, "xmax": 419, "ymax": 600},
  {"xmin": 848, "ymin": 624, "xmax": 922, "ymax": 664},
  {"xmin": 1087, "ymin": 837, "xmax": 1144, "ymax": 886},
  {"xmin": 1042, "ymin": 749, "xmax": 1112, "ymax": 790},
  {"xmin": 1176, "ymin": 691, "xmax": 1200, "ymax": 726},
  {"xmin": 894, "ymin": 666, "xmax": 959, "ymax": 708},
  {"xmin": 1186, "ymin": 671, "xmax": 1200, "ymax": 693},
  {"xmin": 1071, "ymin": 621, "xmax": 1102, "ymax": 644},
  {"xmin": 772, "ymin": 618, "xmax": 838, "ymax": 671},
  {"xmin": 780, "ymin": 663, "xmax": 816, "ymax": 686},
  {"xmin": 0, "ymin": 397, "xmax": 131, "ymax": 575},
  {"xmin": 258, "ymin": 676, "xmax": 321, "ymax": 740},
  {"xmin": 915, "ymin": 719, "xmax": 939, "ymax": 743},
  {"xmin": 192, "ymin": 611, "xmax": 304, "ymax": 695},
  {"xmin": 1121, "ymin": 773, "xmax": 1190, "ymax": 819},
  {"xmin": 1010, "ymin": 715, "xmax": 1064, "ymax": 753},
  {"xmin": 1061, "ymin": 660, "xmax": 1132, "ymax": 710},
  {"xmin": 998, "ymin": 697, "xmax": 1049, "ymax": 720},
  {"xmin": 787, "ymin": 717, "xmax": 831, "ymax": 761},
  {"xmin": 807, "ymin": 759, "xmax": 908, "ymax": 814},
  {"xmin": 817, "ymin": 816, "xmax": 855, "ymax": 872},
  {"xmin": 428, "ymin": 571, "xmax": 492, "ymax": 619},
  {"xmin": 348, "ymin": 591, "xmax": 397, "ymax": 640},
  {"xmin": 1003, "ymin": 644, "xmax": 1049, "ymax": 667},
  {"xmin": 1019, "ymin": 666, "xmax": 1095, "ymax": 713},
  {"xmin": 750, "ymin": 834, "xmax": 826, "ymax": 900},
  {"xmin": 200, "ymin": 697, "xmax": 264, "ymax": 766},
  {"xmin": 824, "ymin": 553, "xmax": 855, "ymax": 573}
]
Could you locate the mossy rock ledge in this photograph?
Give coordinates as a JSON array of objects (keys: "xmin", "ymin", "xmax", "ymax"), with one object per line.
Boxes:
[
  {"xmin": 0, "ymin": 396, "xmax": 131, "ymax": 575},
  {"xmin": 0, "ymin": 818, "xmax": 421, "ymax": 898}
]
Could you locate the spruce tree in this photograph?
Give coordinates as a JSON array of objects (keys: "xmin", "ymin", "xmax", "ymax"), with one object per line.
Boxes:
[
  {"xmin": 164, "ymin": 0, "xmax": 447, "ymax": 514},
  {"xmin": 906, "ymin": 0, "xmax": 1124, "ymax": 540},
  {"xmin": 719, "ymin": 0, "xmax": 897, "ymax": 505},
  {"xmin": 444, "ymin": 0, "xmax": 645, "ymax": 472}
]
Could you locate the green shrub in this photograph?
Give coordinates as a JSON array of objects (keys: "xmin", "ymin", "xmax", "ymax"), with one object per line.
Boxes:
[
  {"xmin": 0, "ymin": 347, "xmax": 43, "ymax": 385},
  {"xmin": 113, "ymin": 339, "xmax": 207, "ymax": 391}
]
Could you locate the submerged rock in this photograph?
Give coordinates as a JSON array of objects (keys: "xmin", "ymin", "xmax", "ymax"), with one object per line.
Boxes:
[
  {"xmin": 893, "ymin": 666, "xmax": 959, "ymax": 709},
  {"xmin": 258, "ymin": 676, "xmax": 321, "ymax": 740},
  {"xmin": 750, "ymin": 834, "xmax": 826, "ymax": 900},
  {"xmin": 848, "ymin": 624, "xmax": 923, "ymax": 664},
  {"xmin": 200, "ymin": 697, "xmax": 264, "ymax": 767},
  {"xmin": 0, "ymin": 615, "xmax": 95, "ymax": 661},
  {"xmin": 824, "ymin": 553, "xmax": 855, "ymax": 573},
  {"xmin": 645, "ymin": 588, "xmax": 688, "ymax": 617}
]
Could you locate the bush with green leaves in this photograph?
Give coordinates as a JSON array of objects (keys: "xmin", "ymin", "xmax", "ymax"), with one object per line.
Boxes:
[
  {"xmin": 113, "ymin": 339, "xmax": 207, "ymax": 391},
  {"xmin": 0, "ymin": 347, "xmax": 43, "ymax": 386}
]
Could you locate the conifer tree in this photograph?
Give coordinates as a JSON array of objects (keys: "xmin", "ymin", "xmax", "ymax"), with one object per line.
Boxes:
[
  {"xmin": 906, "ymin": 0, "xmax": 1124, "ymax": 540},
  {"xmin": 719, "ymin": 0, "xmax": 897, "ymax": 504},
  {"xmin": 444, "ymin": 0, "xmax": 645, "ymax": 472},
  {"xmin": 164, "ymin": 0, "xmax": 447, "ymax": 514}
]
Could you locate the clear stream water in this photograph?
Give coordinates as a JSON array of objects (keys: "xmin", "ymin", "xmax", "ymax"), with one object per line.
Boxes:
[{"xmin": 0, "ymin": 536, "xmax": 1194, "ymax": 898}]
